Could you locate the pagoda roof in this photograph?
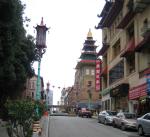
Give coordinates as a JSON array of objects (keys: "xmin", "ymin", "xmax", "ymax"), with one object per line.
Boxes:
[
  {"xmin": 75, "ymin": 60, "xmax": 96, "ymax": 69},
  {"xmin": 80, "ymin": 51, "xmax": 97, "ymax": 56},
  {"xmin": 97, "ymin": 43, "xmax": 109, "ymax": 56},
  {"xmin": 95, "ymin": 0, "xmax": 124, "ymax": 29},
  {"xmin": 82, "ymin": 44, "xmax": 97, "ymax": 50}
]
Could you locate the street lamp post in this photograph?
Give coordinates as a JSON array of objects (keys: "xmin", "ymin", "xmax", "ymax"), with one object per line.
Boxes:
[
  {"xmin": 87, "ymin": 81, "xmax": 92, "ymax": 110},
  {"xmin": 35, "ymin": 18, "xmax": 49, "ymax": 116}
]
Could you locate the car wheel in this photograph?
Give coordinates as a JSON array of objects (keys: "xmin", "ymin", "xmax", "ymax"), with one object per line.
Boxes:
[
  {"xmin": 112, "ymin": 121, "xmax": 116, "ymax": 128},
  {"xmin": 121, "ymin": 124, "xmax": 126, "ymax": 131},
  {"xmin": 104, "ymin": 119, "xmax": 107, "ymax": 125},
  {"xmin": 138, "ymin": 126, "xmax": 144, "ymax": 136}
]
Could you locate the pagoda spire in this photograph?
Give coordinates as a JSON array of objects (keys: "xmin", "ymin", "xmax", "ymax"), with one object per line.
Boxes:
[{"xmin": 87, "ymin": 28, "xmax": 93, "ymax": 38}]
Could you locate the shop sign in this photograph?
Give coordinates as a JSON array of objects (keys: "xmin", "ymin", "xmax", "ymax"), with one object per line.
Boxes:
[
  {"xmin": 110, "ymin": 84, "xmax": 129, "ymax": 97},
  {"xmin": 95, "ymin": 60, "xmax": 101, "ymax": 91},
  {"xmin": 129, "ymin": 83, "xmax": 147, "ymax": 100}
]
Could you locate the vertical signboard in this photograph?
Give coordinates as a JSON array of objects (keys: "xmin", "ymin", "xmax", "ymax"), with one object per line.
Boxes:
[
  {"xmin": 95, "ymin": 59, "xmax": 101, "ymax": 91},
  {"xmin": 146, "ymin": 73, "xmax": 150, "ymax": 95}
]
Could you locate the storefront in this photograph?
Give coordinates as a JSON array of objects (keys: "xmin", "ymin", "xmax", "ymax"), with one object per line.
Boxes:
[
  {"xmin": 101, "ymin": 88, "xmax": 111, "ymax": 111},
  {"xmin": 110, "ymin": 83, "xmax": 129, "ymax": 112},
  {"xmin": 129, "ymin": 83, "xmax": 149, "ymax": 115}
]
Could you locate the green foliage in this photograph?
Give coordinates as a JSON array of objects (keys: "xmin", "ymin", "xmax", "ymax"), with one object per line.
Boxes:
[
  {"xmin": 0, "ymin": 0, "xmax": 38, "ymax": 115},
  {"xmin": 5, "ymin": 99, "xmax": 45, "ymax": 137}
]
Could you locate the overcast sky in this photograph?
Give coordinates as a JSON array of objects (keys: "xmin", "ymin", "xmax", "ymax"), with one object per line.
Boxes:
[{"xmin": 21, "ymin": 0, "xmax": 105, "ymax": 104}]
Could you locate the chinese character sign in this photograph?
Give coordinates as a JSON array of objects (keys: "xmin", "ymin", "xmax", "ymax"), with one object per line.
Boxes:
[{"xmin": 95, "ymin": 59, "xmax": 101, "ymax": 91}]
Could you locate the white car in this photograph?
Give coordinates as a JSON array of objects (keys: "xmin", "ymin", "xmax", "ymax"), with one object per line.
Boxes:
[
  {"xmin": 98, "ymin": 110, "xmax": 117, "ymax": 125},
  {"xmin": 137, "ymin": 113, "xmax": 150, "ymax": 136}
]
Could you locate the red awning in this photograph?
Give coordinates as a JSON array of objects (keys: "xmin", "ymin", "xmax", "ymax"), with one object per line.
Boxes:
[
  {"xmin": 100, "ymin": 66, "xmax": 107, "ymax": 76},
  {"xmin": 97, "ymin": 44, "xmax": 109, "ymax": 56},
  {"xmin": 129, "ymin": 83, "xmax": 147, "ymax": 100},
  {"xmin": 120, "ymin": 38, "xmax": 135, "ymax": 57},
  {"xmin": 135, "ymin": 33, "xmax": 150, "ymax": 52}
]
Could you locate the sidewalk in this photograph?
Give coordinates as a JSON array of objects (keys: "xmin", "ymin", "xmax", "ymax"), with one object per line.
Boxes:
[
  {"xmin": 40, "ymin": 115, "xmax": 49, "ymax": 137},
  {"xmin": 0, "ymin": 115, "xmax": 49, "ymax": 137}
]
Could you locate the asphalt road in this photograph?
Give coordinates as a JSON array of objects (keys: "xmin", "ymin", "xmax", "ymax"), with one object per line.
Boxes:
[{"xmin": 49, "ymin": 116, "xmax": 141, "ymax": 137}]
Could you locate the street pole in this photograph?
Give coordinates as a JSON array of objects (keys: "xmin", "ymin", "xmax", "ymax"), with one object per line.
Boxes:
[
  {"xmin": 34, "ymin": 17, "xmax": 49, "ymax": 117},
  {"xmin": 88, "ymin": 90, "xmax": 92, "ymax": 110},
  {"xmin": 36, "ymin": 60, "xmax": 41, "ymax": 100}
]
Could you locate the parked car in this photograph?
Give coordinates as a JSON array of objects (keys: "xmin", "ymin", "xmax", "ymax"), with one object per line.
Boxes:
[
  {"xmin": 98, "ymin": 110, "xmax": 117, "ymax": 125},
  {"xmin": 112, "ymin": 112, "xmax": 137, "ymax": 130},
  {"xmin": 137, "ymin": 113, "xmax": 150, "ymax": 136},
  {"xmin": 78, "ymin": 108, "xmax": 92, "ymax": 118}
]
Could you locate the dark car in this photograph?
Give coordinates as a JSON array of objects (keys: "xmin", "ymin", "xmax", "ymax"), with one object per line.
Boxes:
[
  {"xmin": 98, "ymin": 110, "xmax": 117, "ymax": 125},
  {"xmin": 137, "ymin": 113, "xmax": 150, "ymax": 136},
  {"xmin": 78, "ymin": 108, "xmax": 92, "ymax": 118}
]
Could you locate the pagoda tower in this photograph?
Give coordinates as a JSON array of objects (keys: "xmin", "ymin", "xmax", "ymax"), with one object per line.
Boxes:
[{"xmin": 75, "ymin": 29, "xmax": 100, "ymax": 110}]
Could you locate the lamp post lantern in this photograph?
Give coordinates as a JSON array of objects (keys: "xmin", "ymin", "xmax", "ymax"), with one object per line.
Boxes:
[{"xmin": 35, "ymin": 17, "xmax": 49, "ymax": 101}]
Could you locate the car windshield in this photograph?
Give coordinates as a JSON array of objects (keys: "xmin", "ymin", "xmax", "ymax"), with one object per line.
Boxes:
[
  {"xmin": 107, "ymin": 111, "xmax": 116, "ymax": 116},
  {"xmin": 110, "ymin": 111, "xmax": 117, "ymax": 116},
  {"xmin": 124, "ymin": 113, "xmax": 136, "ymax": 119}
]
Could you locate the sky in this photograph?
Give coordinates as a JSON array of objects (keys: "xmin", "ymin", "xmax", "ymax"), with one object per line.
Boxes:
[{"xmin": 21, "ymin": 0, "xmax": 105, "ymax": 105}]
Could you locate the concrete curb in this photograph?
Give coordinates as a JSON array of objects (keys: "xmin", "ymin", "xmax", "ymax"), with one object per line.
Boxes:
[
  {"xmin": 41, "ymin": 116, "xmax": 49, "ymax": 137},
  {"xmin": 92, "ymin": 115, "xmax": 98, "ymax": 119},
  {"xmin": 32, "ymin": 116, "xmax": 49, "ymax": 137}
]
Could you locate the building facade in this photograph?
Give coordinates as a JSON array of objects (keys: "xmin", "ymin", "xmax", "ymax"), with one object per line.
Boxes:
[
  {"xmin": 46, "ymin": 82, "xmax": 53, "ymax": 105},
  {"xmin": 22, "ymin": 75, "xmax": 44, "ymax": 100},
  {"xmin": 96, "ymin": 0, "xmax": 150, "ymax": 115}
]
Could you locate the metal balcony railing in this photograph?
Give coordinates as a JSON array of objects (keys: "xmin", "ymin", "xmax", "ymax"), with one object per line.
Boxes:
[{"xmin": 133, "ymin": 0, "xmax": 149, "ymax": 13}]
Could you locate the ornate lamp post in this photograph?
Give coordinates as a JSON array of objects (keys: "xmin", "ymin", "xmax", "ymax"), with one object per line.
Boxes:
[{"xmin": 35, "ymin": 18, "xmax": 49, "ymax": 115}]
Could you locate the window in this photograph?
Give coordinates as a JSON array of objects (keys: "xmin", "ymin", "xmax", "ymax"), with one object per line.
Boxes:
[
  {"xmin": 112, "ymin": 39, "xmax": 121, "ymax": 59},
  {"xmin": 143, "ymin": 18, "xmax": 148, "ymax": 28},
  {"xmin": 143, "ymin": 114, "xmax": 150, "ymax": 120},
  {"xmin": 109, "ymin": 60, "xmax": 124, "ymax": 85},
  {"xmin": 127, "ymin": 23, "xmax": 134, "ymax": 40},
  {"xmin": 32, "ymin": 92, "xmax": 34, "ymax": 98},
  {"xmin": 87, "ymin": 81, "xmax": 92, "ymax": 87},
  {"xmin": 91, "ymin": 69, "xmax": 95, "ymax": 75},
  {"xmin": 126, "ymin": 54, "xmax": 135, "ymax": 75},
  {"xmin": 86, "ymin": 69, "xmax": 90, "ymax": 75}
]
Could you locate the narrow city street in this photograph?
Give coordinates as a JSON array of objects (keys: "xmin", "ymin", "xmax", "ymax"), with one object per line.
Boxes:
[{"xmin": 49, "ymin": 116, "xmax": 140, "ymax": 137}]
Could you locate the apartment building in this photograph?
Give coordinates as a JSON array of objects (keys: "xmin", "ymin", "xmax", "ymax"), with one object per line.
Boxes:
[
  {"xmin": 22, "ymin": 75, "xmax": 44, "ymax": 100},
  {"xmin": 96, "ymin": 0, "xmax": 150, "ymax": 115}
]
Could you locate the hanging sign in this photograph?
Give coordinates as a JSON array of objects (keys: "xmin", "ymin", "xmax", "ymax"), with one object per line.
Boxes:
[{"xmin": 95, "ymin": 59, "xmax": 101, "ymax": 91}]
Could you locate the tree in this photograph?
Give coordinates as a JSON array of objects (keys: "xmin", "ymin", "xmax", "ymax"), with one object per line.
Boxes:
[{"xmin": 0, "ymin": 0, "xmax": 37, "ymax": 117}]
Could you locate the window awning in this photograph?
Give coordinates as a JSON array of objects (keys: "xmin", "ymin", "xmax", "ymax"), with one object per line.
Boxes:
[
  {"xmin": 101, "ymin": 88, "xmax": 111, "ymax": 96},
  {"xmin": 129, "ymin": 83, "xmax": 147, "ymax": 100},
  {"xmin": 117, "ymin": 11, "xmax": 134, "ymax": 29},
  {"xmin": 97, "ymin": 44, "xmax": 109, "ymax": 56},
  {"xmin": 135, "ymin": 33, "xmax": 150, "ymax": 52},
  {"xmin": 100, "ymin": 66, "xmax": 108, "ymax": 76}
]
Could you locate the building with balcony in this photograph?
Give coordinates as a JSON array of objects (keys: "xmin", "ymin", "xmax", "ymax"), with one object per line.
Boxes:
[{"xmin": 96, "ymin": 0, "xmax": 150, "ymax": 115}]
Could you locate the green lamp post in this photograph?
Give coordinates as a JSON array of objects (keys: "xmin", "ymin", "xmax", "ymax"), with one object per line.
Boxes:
[{"xmin": 35, "ymin": 17, "xmax": 49, "ymax": 116}]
